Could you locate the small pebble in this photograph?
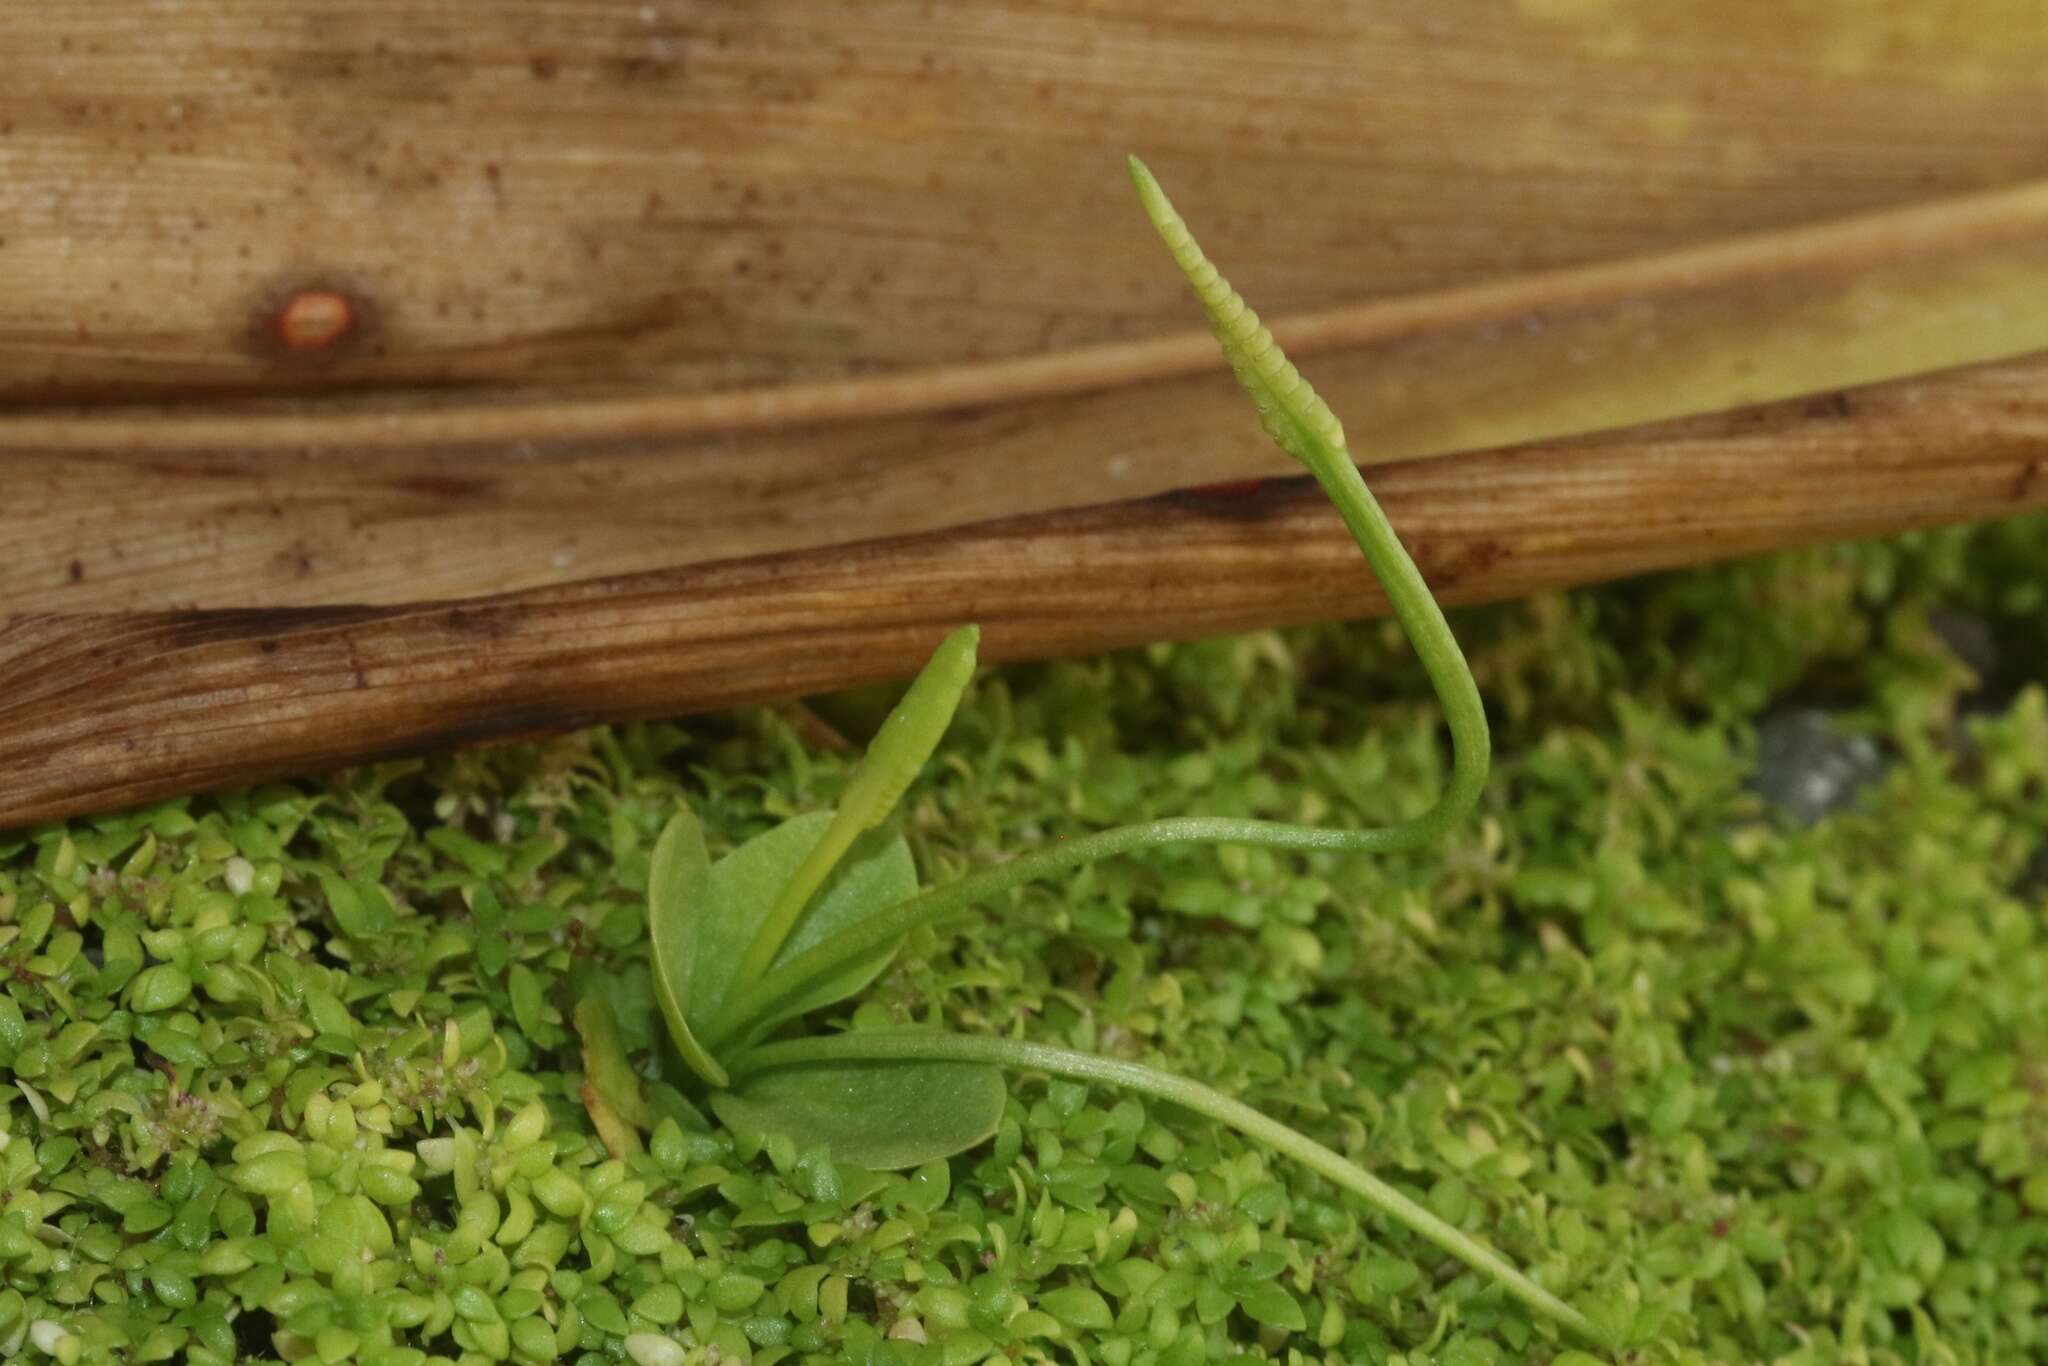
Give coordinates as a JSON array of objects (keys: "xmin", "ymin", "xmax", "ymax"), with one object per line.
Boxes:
[{"xmin": 1751, "ymin": 709, "xmax": 1887, "ymax": 826}]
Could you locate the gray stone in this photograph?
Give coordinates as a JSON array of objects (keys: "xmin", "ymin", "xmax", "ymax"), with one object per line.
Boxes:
[{"xmin": 1752, "ymin": 709, "xmax": 1888, "ymax": 826}]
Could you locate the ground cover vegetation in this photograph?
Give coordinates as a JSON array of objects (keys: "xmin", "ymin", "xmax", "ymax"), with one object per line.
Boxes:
[
  {"xmin": 3, "ymin": 510, "xmax": 2042, "ymax": 1365},
  {"xmin": 0, "ymin": 164, "xmax": 2042, "ymax": 1364}
]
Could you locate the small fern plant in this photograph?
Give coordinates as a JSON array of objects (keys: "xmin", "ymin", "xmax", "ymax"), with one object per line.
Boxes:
[{"xmin": 594, "ymin": 158, "xmax": 1600, "ymax": 1346}]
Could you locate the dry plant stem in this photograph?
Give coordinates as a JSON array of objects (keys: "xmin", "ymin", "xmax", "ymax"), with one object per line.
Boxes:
[
  {"xmin": 733, "ymin": 1032, "xmax": 1602, "ymax": 1344},
  {"xmin": 2, "ymin": 380, "xmax": 2044, "ymax": 830}
]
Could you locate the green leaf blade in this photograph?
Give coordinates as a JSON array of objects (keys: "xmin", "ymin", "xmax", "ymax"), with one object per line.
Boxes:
[
  {"xmin": 833, "ymin": 623, "xmax": 980, "ymax": 832},
  {"xmin": 647, "ymin": 806, "xmax": 726, "ymax": 1088},
  {"xmin": 575, "ymin": 994, "xmax": 653, "ymax": 1131},
  {"xmin": 708, "ymin": 1055, "xmax": 1004, "ymax": 1170},
  {"xmin": 691, "ymin": 812, "xmax": 920, "ymax": 1049},
  {"xmin": 1236, "ymin": 1282, "xmax": 1306, "ymax": 1332}
]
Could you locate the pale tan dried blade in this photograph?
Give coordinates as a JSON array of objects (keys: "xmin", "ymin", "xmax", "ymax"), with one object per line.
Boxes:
[
  {"xmin": 12, "ymin": 177, "xmax": 2048, "ymax": 616},
  {"xmin": 5, "ymin": 2, "xmax": 2048, "ymax": 406}
]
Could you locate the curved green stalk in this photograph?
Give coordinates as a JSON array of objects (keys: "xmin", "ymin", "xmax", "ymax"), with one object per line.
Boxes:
[
  {"xmin": 708, "ymin": 468, "xmax": 1482, "ymax": 1047},
  {"xmin": 731, "ymin": 1031, "xmax": 1601, "ymax": 1345},
  {"xmin": 1124, "ymin": 154, "xmax": 1489, "ymax": 828},
  {"xmin": 705, "ymin": 811, "xmax": 1457, "ymax": 1051}
]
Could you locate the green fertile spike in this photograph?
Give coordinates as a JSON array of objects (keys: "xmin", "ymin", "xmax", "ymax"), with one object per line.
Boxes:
[
  {"xmin": 730, "ymin": 624, "xmax": 980, "ymax": 988},
  {"xmin": 833, "ymin": 623, "xmax": 981, "ymax": 829},
  {"xmin": 1127, "ymin": 155, "xmax": 1347, "ymax": 472}
]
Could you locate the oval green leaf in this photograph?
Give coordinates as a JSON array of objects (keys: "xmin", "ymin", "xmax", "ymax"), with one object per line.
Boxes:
[
  {"xmin": 691, "ymin": 812, "xmax": 918, "ymax": 1045},
  {"xmin": 647, "ymin": 806, "xmax": 726, "ymax": 1087},
  {"xmin": 709, "ymin": 1056, "xmax": 1005, "ymax": 1170}
]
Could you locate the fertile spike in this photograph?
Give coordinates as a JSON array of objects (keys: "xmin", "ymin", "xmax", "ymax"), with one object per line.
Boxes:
[
  {"xmin": 731, "ymin": 624, "xmax": 980, "ymax": 988},
  {"xmin": 1126, "ymin": 156, "xmax": 1347, "ymax": 470}
]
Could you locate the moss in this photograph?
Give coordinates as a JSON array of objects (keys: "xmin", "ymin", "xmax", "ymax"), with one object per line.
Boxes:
[{"xmin": 1, "ymin": 511, "xmax": 2043, "ymax": 1364}]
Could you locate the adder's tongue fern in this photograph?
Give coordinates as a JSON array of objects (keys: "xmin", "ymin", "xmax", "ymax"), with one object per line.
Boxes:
[
  {"xmin": 707, "ymin": 164, "xmax": 1491, "ymax": 1049},
  {"xmin": 708, "ymin": 161, "xmax": 1491, "ymax": 1056},
  {"xmin": 636, "ymin": 158, "xmax": 1603, "ymax": 1349}
]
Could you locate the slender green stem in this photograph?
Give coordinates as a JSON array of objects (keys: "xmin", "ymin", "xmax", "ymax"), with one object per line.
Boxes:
[
  {"xmin": 731, "ymin": 1031, "xmax": 1601, "ymax": 1346},
  {"xmin": 703, "ymin": 448, "xmax": 1488, "ymax": 1052},
  {"xmin": 708, "ymin": 817, "xmax": 1407, "ymax": 1051}
]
